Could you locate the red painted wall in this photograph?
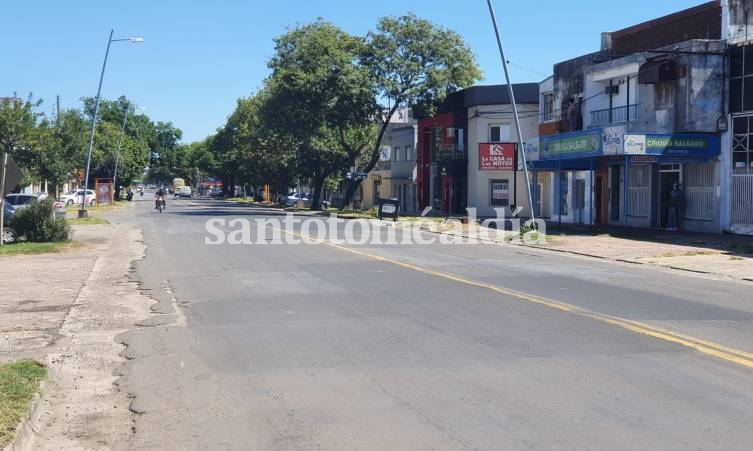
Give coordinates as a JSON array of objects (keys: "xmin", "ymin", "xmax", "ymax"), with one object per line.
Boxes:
[{"xmin": 417, "ymin": 112, "xmax": 455, "ymax": 209}]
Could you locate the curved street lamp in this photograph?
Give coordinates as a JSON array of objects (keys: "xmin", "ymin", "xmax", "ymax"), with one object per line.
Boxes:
[{"xmin": 79, "ymin": 30, "xmax": 143, "ymax": 217}]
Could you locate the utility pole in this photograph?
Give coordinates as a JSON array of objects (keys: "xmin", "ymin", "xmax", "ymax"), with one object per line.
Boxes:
[
  {"xmin": 485, "ymin": 0, "xmax": 536, "ymax": 226},
  {"xmin": 0, "ymin": 152, "xmax": 8, "ymax": 246}
]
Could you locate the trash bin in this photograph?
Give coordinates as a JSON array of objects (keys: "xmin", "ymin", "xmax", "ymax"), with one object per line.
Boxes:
[
  {"xmin": 377, "ymin": 198, "xmax": 400, "ymax": 221},
  {"xmin": 53, "ymin": 202, "xmax": 66, "ymax": 219}
]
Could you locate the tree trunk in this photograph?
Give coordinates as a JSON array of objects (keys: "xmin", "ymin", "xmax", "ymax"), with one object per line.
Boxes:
[
  {"xmin": 341, "ymin": 103, "xmax": 401, "ymax": 208},
  {"xmin": 343, "ymin": 178, "xmax": 361, "ymax": 209},
  {"xmin": 310, "ymin": 172, "xmax": 328, "ymax": 210}
]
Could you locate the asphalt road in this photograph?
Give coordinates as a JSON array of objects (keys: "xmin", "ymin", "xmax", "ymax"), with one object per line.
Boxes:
[{"xmin": 116, "ymin": 196, "xmax": 753, "ymax": 450}]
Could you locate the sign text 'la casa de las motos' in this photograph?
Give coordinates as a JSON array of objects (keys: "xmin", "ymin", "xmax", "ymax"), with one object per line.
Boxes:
[{"xmin": 479, "ymin": 143, "xmax": 517, "ymax": 171}]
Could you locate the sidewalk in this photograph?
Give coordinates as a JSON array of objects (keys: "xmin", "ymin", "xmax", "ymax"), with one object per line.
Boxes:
[
  {"xmin": 532, "ymin": 224, "xmax": 753, "ymax": 282},
  {"xmin": 397, "ymin": 219, "xmax": 753, "ymax": 282},
  {"xmin": 0, "ymin": 209, "xmax": 154, "ymax": 450}
]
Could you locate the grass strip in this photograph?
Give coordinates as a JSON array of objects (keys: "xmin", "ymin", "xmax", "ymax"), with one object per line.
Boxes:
[{"xmin": 0, "ymin": 360, "xmax": 47, "ymax": 448}]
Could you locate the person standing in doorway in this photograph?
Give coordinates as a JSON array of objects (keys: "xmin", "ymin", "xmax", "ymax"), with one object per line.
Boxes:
[{"xmin": 667, "ymin": 182, "xmax": 685, "ymax": 232}]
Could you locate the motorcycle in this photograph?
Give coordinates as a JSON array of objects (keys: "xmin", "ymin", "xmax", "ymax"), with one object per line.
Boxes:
[{"xmin": 155, "ymin": 195, "xmax": 166, "ymax": 213}]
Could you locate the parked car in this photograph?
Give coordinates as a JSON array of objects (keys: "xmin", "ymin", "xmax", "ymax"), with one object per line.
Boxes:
[
  {"xmin": 2, "ymin": 200, "xmax": 20, "ymax": 243},
  {"xmin": 59, "ymin": 189, "xmax": 96, "ymax": 206},
  {"xmin": 4, "ymin": 193, "xmax": 39, "ymax": 209},
  {"xmin": 278, "ymin": 192, "xmax": 328, "ymax": 208},
  {"xmin": 177, "ymin": 186, "xmax": 193, "ymax": 198}
]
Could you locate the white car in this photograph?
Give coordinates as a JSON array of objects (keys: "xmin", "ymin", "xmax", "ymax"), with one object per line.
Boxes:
[
  {"xmin": 59, "ymin": 189, "xmax": 96, "ymax": 206},
  {"xmin": 177, "ymin": 186, "xmax": 193, "ymax": 198},
  {"xmin": 278, "ymin": 192, "xmax": 329, "ymax": 208}
]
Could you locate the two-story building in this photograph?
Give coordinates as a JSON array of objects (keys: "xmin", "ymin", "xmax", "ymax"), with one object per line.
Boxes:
[
  {"xmin": 723, "ymin": 0, "xmax": 753, "ymax": 235},
  {"xmin": 532, "ymin": 1, "xmax": 726, "ymax": 233},
  {"xmin": 416, "ymin": 83, "xmax": 539, "ymax": 218},
  {"xmin": 360, "ymin": 113, "xmax": 418, "ymax": 213}
]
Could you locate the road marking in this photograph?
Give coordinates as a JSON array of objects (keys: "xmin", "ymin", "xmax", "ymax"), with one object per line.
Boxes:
[{"xmin": 275, "ymin": 225, "xmax": 753, "ymax": 370}]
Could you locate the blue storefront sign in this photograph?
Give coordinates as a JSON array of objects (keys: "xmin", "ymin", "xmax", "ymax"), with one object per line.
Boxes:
[
  {"xmin": 539, "ymin": 130, "xmax": 603, "ymax": 160},
  {"xmin": 624, "ymin": 134, "xmax": 720, "ymax": 158}
]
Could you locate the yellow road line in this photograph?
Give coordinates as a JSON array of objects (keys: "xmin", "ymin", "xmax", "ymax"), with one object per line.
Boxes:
[{"xmin": 277, "ymin": 226, "xmax": 753, "ymax": 370}]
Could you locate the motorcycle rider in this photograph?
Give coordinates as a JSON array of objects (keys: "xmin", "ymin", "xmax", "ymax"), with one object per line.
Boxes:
[{"xmin": 155, "ymin": 186, "xmax": 166, "ymax": 210}]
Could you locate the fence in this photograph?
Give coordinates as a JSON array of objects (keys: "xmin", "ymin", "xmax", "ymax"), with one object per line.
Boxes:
[
  {"xmin": 732, "ymin": 174, "xmax": 753, "ymax": 225},
  {"xmin": 628, "ymin": 164, "xmax": 650, "ymax": 217},
  {"xmin": 684, "ymin": 164, "xmax": 715, "ymax": 221}
]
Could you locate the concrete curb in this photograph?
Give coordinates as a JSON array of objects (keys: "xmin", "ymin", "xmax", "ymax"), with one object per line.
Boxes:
[
  {"xmin": 5, "ymin": 383, "xmax": 44, "ymax": 451},
  {"xmin": 4, "ymin": 363, "xmax": 60, "ymax": 451}
]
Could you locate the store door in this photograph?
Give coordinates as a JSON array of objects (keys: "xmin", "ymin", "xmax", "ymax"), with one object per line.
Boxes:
[
  {"xmin": 658, "ymin": 168, "xmax": 680, "ymax": 227},
  {"xmin": 574, "ymin": 179, "xmax": 586, "ymax": 224},
  {"xmin": 594, "ymin": 176, "xmax": 603, "ymax": 224},
  {"xmin": 454, "ymin": 180, "xmax": 464, "ymax": 215},
  {"xmin": 610, "ymin": 165, "xmax": 621, "ymax": 221}
]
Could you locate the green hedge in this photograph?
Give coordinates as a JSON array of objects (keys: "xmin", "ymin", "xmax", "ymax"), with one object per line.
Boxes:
[{"xmin": 11, "ymin": 200, "xmax": 70, "ymax": 242}]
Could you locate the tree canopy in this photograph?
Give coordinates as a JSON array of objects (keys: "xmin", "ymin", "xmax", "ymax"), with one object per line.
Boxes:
[
  {"xmin": 193, "ymin": 14, "xmax": 481, "ymax": 209},
  {"xmin": 0, "ymin": 94, "xmax": 183, "ymax": 195}
]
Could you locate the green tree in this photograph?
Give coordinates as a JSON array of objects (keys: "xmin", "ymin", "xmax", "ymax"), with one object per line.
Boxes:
[
  {"xmin": 0, "ymin": 95, "xmax": 44, "ymax": 178},
  {"xmin": 80, "ymin": 96, "xmax": 158, "ymax": 188},
  {"xmin": 263, "ymin": 19, "xmax": 378, "ymax": 209},
  {"xmin": 32, "ymin": 109, "xmax": 88, "ymax": 195},
  {"xmin": 341, "ymin": 14, "xmax": 483, "ymax": 206}
]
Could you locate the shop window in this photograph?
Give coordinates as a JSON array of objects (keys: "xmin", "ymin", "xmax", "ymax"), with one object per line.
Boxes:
[
  {"xmin": 729, "ymin": 44, "xmax": 753, "ymax": 113},
  {"xmin": 489, "ymin": 124, "xmax": 510, "ymax": 143},
  {"xmin": 490, "ymin": 179, "xmax": 509, "ymax": 206},
  {"xmin": 490, "ymin": 125, "xmax": 501, "ymax": 143},
  {"xmin": 542, "ymin": 93, "xmax": 554, "ymax": 121},
  {"xmin": 732, "ymin": 116, "xmax": 753, "ymax": 173},
  {"xmin": 654, "ymin": 81, "xmax": 673, "ymax": 109}
]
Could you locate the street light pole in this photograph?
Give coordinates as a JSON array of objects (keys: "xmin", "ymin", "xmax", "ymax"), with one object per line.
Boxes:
[
  {"xmin": 79, "ymin": 30, "xmax": 143, "ymax": 218},
  {"xmin": 485, "ymin": 0, "xmax": 536, "ymax": 226}
]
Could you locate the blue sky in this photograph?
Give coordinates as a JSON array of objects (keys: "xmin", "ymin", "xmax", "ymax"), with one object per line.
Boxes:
[{"xmin": 1, "ymin": 0, "xmax": 703, "ymax": 143}]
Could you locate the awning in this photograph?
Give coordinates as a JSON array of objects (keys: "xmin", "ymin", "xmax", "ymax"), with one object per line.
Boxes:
[{"xmin": 590, "ymin": 63, "xmax": 640, "ymax": 82}]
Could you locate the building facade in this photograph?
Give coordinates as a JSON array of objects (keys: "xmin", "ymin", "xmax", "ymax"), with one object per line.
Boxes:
[
  {"xmin": 724, "ymin": 0, "xmax": 753, "ymax": 234},
  {"xmin": 416, "ymin": 84, "xmax": 539, "ymax": 217},
  {"xmin": 360, "ymin": 120, "xmax": 418, "ymax": 213},
  {"xmin": 532, "ymin": 1, "xmax": 729, "ymax": 233}
]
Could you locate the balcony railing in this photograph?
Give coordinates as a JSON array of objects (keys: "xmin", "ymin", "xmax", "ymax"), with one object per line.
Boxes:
[
  {"xmin": 434, "ymin": 147, "xmax": 467, "ymax": 161},
  {"xmin": 590, "ymin": 104, "xmax": 638, "ymax": 126}
]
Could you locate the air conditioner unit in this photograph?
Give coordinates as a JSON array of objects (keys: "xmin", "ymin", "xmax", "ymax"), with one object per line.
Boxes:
[
  {"xmin": 605, "ymin": 85, "xmax": 619, "ymax": 95},
  {"xmin": 446, "ymin": 127, "xmax": 456, "ymax": 138}
]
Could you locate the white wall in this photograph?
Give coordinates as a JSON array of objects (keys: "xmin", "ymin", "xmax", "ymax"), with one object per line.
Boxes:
[
  {"xmin": 584, "ymin": 71, "xmax": 638, "ymax": 128},
  {"xmin": 467, "ymin": 103, "xmax": 539, "ymax": 217},
  {"xmin": 548, "ymin": 170, "xmax": 595, "ymax": 225}
]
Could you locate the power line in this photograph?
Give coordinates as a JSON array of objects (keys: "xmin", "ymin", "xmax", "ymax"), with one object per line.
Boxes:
[{"xmin": 506, "ymin": 60, "xmax": 550, "ymax": 78}]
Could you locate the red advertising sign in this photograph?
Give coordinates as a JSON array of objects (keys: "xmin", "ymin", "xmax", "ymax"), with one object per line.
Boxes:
[{"xmin": 479, "ymin": 143, "xmax": 517, "ymax": 171}]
